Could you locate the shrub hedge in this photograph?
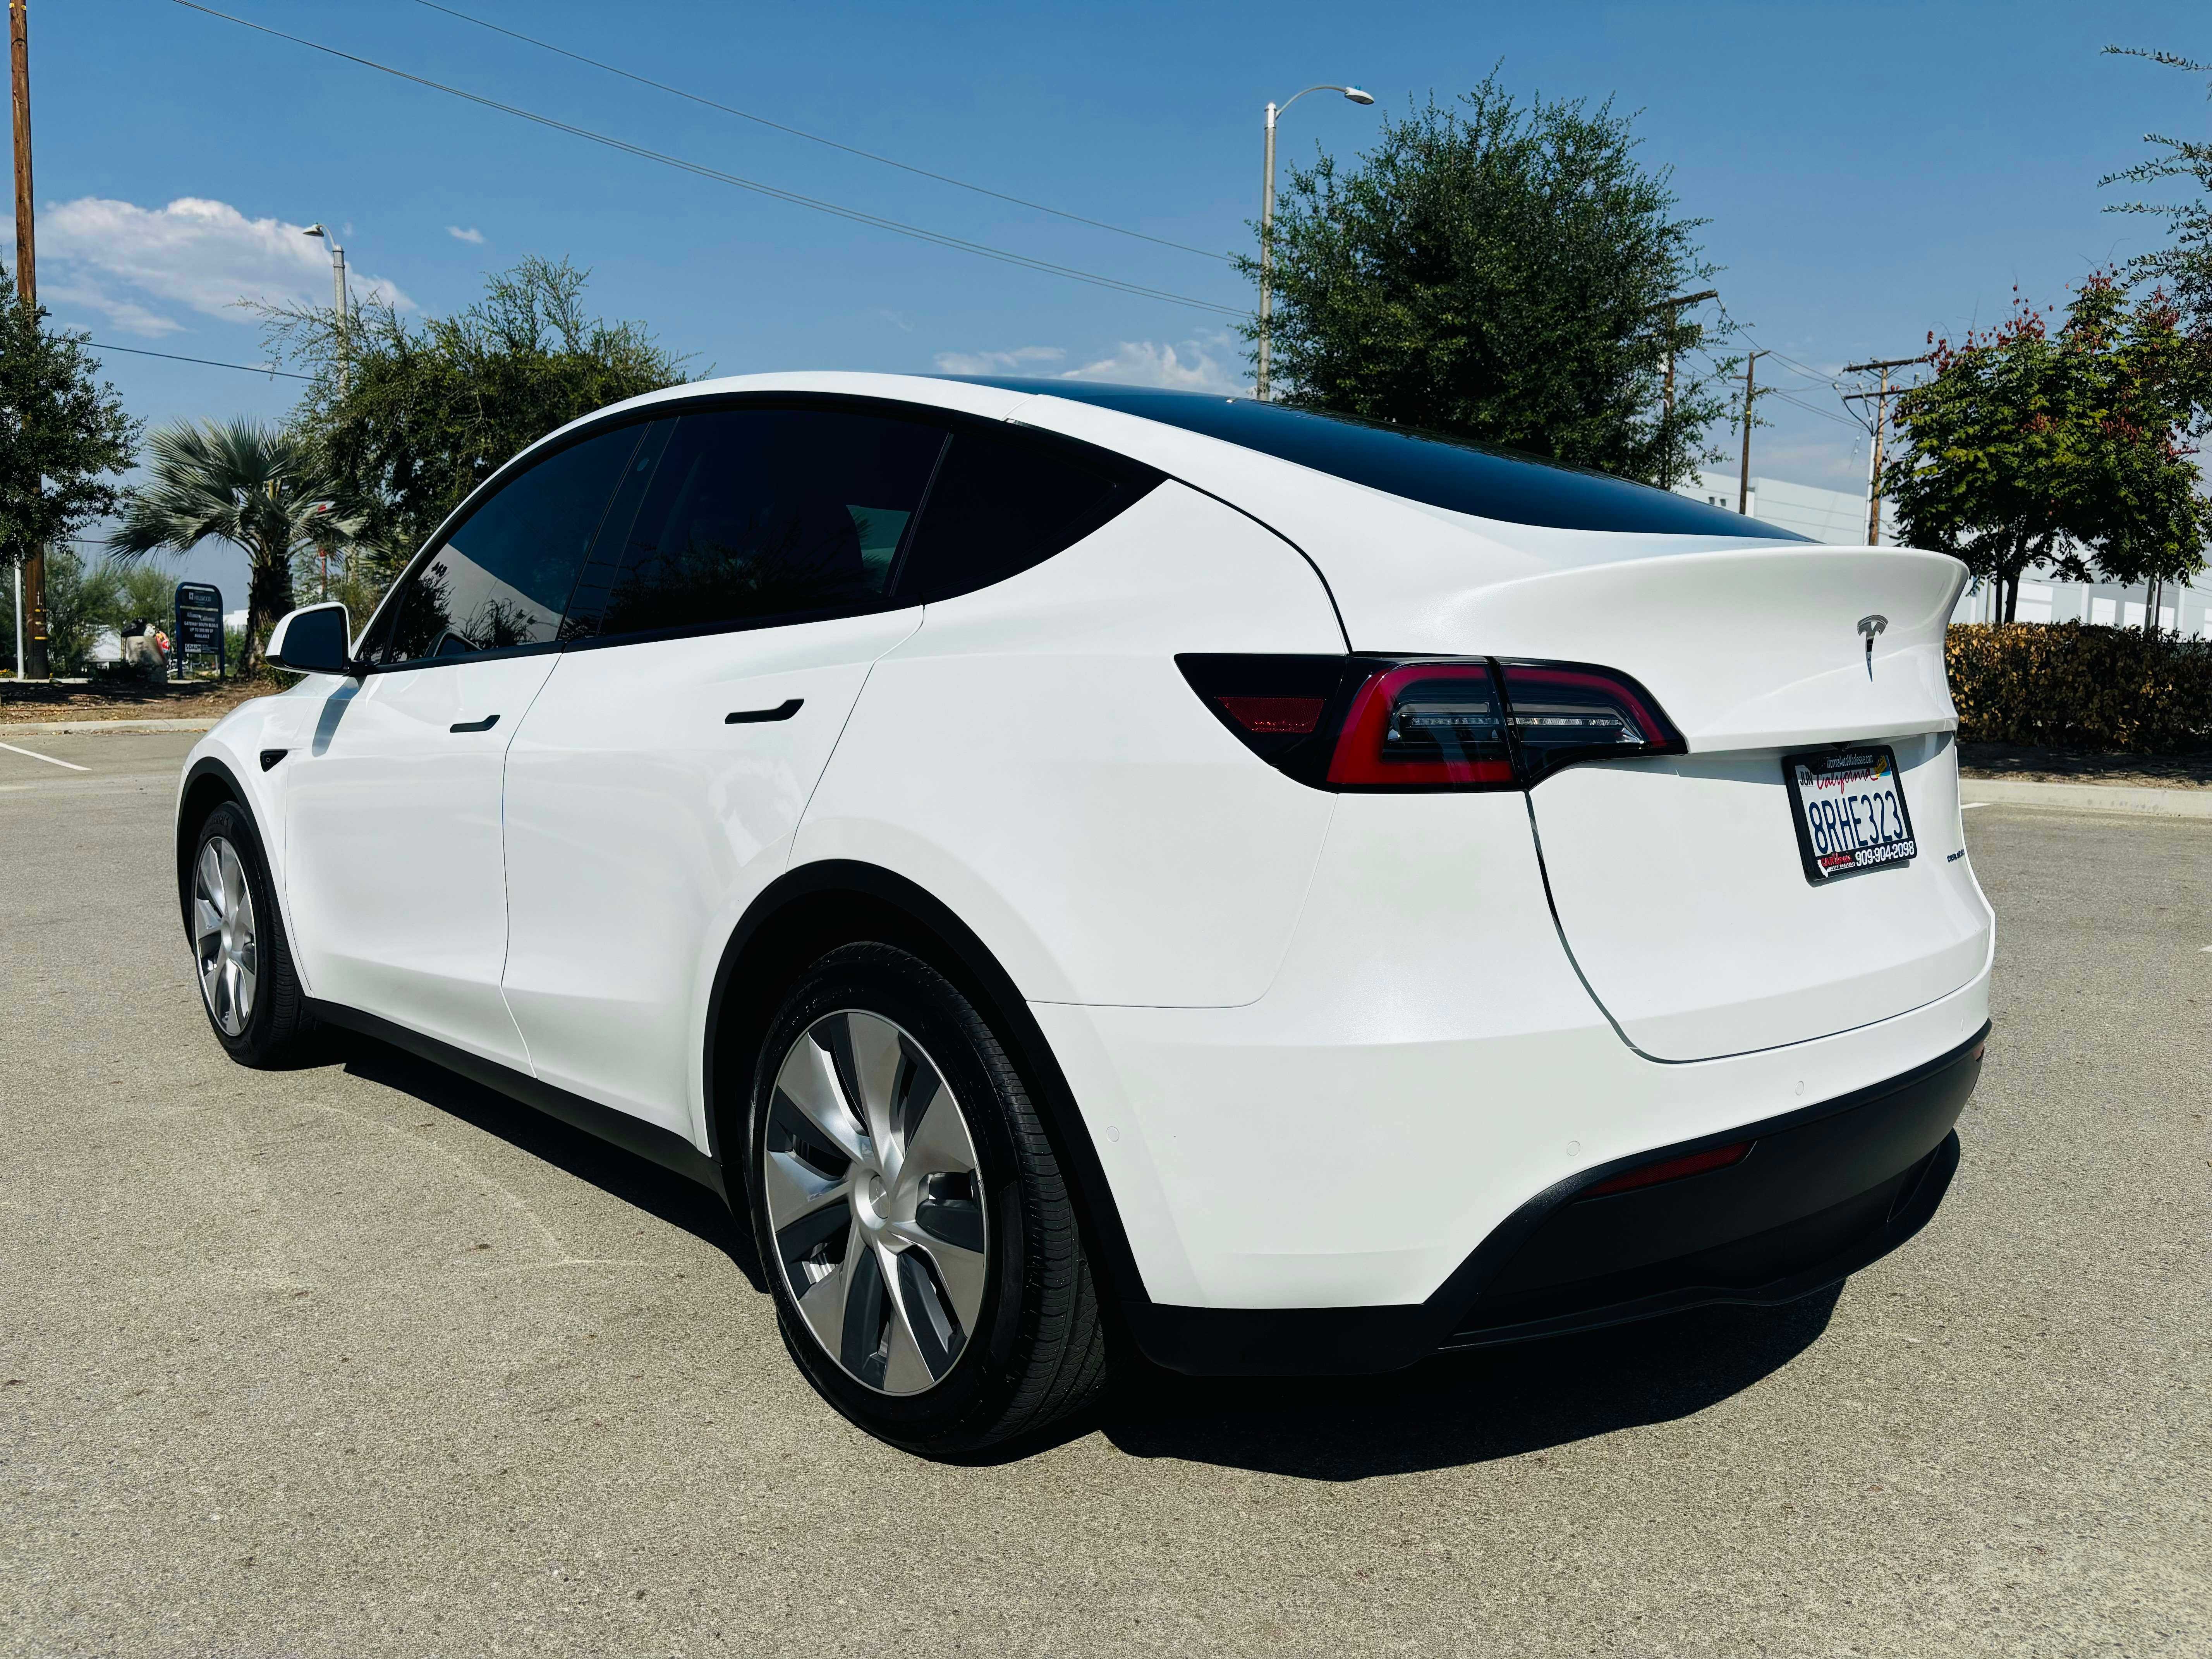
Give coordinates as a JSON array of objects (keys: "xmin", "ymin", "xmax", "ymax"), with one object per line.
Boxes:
[{"xmin": 1946, "ymin": 622, "xmax": 2212, "ymax": 752}]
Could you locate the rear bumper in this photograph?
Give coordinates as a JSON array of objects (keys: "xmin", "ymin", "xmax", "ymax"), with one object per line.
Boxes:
[{"xmin": 1123, "ymin": 1024, "xmax": 1983, "ymax": 1376}]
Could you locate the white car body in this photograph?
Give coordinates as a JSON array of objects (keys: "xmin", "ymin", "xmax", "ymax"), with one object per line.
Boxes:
[{"xmin": 180, "ymin": 372, "xmax": 1991, "ymax": 1375}]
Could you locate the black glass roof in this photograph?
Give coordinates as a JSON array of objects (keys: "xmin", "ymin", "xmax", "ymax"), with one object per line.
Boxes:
[{"xmin": 939, "ymin": 378, "xmax": 1806, "ymax": 541}]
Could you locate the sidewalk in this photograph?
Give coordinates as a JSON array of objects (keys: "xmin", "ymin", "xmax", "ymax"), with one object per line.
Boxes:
[
  {"xmin": 0, "ymin": 717, "xmax": 225, "ymax": 737},
  {"xmin": 1959, "ymin": 778, "xmax": 2212, "ymax": 818}
]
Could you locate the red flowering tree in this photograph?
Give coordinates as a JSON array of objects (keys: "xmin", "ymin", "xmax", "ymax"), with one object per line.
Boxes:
[{"xmin": 1881, "ymin": 275, "xmax": 2210, "ymax": 623}]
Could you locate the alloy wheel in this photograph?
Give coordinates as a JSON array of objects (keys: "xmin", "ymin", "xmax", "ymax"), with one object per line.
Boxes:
[
  {"xmin": 193, "ymin": 835, "xmax": 259, "ymax": 1037},
  {"xmin": 764, "ymin": 1010, "xmax": 989, "ymax": 1396}
]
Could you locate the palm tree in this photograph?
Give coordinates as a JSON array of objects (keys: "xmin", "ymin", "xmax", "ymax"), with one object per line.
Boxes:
[{"xmin": 108, "ymin": 418, "xmax": 364, "ymax": 671}]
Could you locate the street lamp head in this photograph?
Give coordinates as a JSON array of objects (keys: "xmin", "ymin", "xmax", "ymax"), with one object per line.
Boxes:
[
  {"xmin": 1343, "ymin": 87, "xmax": 1375, "ymax": 105},
  {"xmin": 303, "ymin": 223, "xmax": 327, "ymax": 239}
]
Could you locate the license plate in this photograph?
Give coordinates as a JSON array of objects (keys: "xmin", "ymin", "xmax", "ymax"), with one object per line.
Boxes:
[{"xmin": 1783, "ymin": 746, "xmax": 1917, "ymax": 883}]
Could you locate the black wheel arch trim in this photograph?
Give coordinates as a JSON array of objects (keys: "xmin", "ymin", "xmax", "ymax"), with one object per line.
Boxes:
[
  {"xmin": 701, "ymin": 858, "xmax": 1153, "ymax": 1313},
  {"xmin": 1124, "ymin": 1019, "xmax": 1990, "ymax": 1376},
  {"xmin": 175, "ymin": 755, "xmax": 254, "ymax": 938}
]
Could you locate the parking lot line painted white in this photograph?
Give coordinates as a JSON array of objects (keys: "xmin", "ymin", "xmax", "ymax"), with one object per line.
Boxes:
[
  {"xmin": 1960, "ymin": 802, "xmax": 1990, "ymax": 810},
  {"xmin": 0, "ymin": 740, "xmax": 90, "ymax": 772}
]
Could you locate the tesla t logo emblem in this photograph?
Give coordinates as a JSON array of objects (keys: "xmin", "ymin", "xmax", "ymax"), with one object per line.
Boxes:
[{"xmin": 1858, "ymin": 614, "xmax": 1887, "ymax": 679}]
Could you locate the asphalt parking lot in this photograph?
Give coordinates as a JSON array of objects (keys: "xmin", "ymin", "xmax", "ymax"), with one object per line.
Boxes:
[{"xmin": 2, "ymin": 726, "xmax": 2205, "ymax": 1657}]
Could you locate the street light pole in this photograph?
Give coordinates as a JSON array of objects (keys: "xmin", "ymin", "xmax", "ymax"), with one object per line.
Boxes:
[
  {"xmin": 1257, "ymin": 83, "xmax": 1373, "ymax": 401},
  {"xmin": 304, "ymin": 222, "xmax": 349, "ymax": 394}
]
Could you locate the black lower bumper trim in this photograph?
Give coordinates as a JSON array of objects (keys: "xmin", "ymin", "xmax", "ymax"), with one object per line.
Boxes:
[{"xmin": 1122, "ymin": 1023, "xmax": 1986, "ymax": 1377}]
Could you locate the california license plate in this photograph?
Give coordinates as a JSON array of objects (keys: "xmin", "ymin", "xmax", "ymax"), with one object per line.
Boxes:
[{"xmin": 1783, "ymin": 746, "xmax": 1917, "ymax": 883}]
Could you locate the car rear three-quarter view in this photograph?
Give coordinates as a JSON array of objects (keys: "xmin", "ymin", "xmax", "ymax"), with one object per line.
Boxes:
[{"xmin": 175, "ymin": 372, "xmax": 1993, "ymax": 1455}]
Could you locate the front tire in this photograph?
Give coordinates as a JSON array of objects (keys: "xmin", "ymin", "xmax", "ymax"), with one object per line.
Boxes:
[
  {"xmin": 745, "ymin": 943, "xmax": 1109, "ymax": 1455},
  {"xmin": 187, "ymin": 800, "xmax": 317, "ymax": 1068}
]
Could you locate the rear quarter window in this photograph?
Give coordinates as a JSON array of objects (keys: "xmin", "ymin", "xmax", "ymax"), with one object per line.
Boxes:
[{"xmin": 894, "ymin": 425, "xmax": 1163, "ymax": 603}]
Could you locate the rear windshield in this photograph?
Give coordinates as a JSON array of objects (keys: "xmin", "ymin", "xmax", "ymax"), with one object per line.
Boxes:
[{"xmin": 941, "ymin": 378, "xmax": 1807, "ymax": 540}]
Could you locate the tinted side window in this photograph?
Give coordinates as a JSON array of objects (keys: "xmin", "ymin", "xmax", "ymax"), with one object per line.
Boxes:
[
  {"xmin": 373, "ymin": 426, "xmax": 640, "ymax": 664},
  {"xmin": 894, "ymin": 426, "xmax": 1160, "ymax": 603},
  {"xmin": 579, "ymin": 408, "xmax": 945, "ymax": 641}
]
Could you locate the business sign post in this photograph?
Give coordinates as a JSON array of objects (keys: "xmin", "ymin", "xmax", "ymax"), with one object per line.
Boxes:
[{"xmin": 173, "ymin": 582, "xmax": 225, "ymax": 680}]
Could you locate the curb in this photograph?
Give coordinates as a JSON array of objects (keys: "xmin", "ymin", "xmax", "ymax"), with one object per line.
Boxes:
[
  {"xmin": 1961, "ymin": 778, "xmax": 2212, "ymax": 819},
  {"xmin": 0, "ymin": 717, "xmax": 223, "ymax": 736}
]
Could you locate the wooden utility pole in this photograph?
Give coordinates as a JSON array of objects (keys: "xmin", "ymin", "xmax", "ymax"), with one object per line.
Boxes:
[
  {"xmin": 1653, "ymin": 289, "xmax": 1717, "ymax": 489},
  {"xmin": 8, "ymin": 0, "xmax": 46, "ymax": 680},
  {"xmin": 1841, "ymin": 354, "xmax": 1932, "ymax": 546},
  {"xmin": 1737, "ymin": 350, "xmax": 1765, "ymax": 516}
]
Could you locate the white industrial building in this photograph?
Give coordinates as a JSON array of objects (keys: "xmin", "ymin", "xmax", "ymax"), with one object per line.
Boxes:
[{"xmin": 1672, "ymin": 469, "xmax": 2212, "ymax": 638}]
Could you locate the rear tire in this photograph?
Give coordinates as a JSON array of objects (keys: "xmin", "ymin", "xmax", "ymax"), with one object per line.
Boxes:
[
  {"xmin": 186, "ymin": 800, "xmax": 318, "ymax": 1068},
  {"xmin": 745, "ymin": 942, "xmax": 1109, "ymax": 1455}
]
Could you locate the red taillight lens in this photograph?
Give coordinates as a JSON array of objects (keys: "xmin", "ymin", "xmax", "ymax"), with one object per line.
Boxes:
[
  {"xmin": 1494, "ymin": 659, "xmax": 1686, "ymax": 781},
  {"xmin": 1176, "ymin": 653, "xmax": 1684, "ymax": 791},
  {"xmin": 1326, "ymin": 661, "xmax": 1515, "ymax": 787},
  {"xmin": 1581, "ymin": 1140, "xmax": 1753, "ymax": 1199}
]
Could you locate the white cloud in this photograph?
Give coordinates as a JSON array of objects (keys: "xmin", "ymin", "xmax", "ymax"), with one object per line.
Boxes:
[
  {"xmin": 931, "ymin": 335, "xmax": 1247, "ymax": 394},
  {"xmin": 1061, "ymin": 336, "xmax": 1243, "ymax": 394},
  {"xmin": 447, "ymin": 225, "xmax": 486, "ymax": 245},
  {"xmin": 21, "ymin": 196, "xmax": 413, "ymax": 338},
  {"xmin": 931, "ymin": 345, "xmax": 1065, "ymax": 375}
]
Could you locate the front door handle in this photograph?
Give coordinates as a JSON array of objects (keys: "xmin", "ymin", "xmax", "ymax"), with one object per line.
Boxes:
[
  {"xmin": 725, "ymin": 699, "xmax": 803, "ymax": 725},
  {"xmin": 450, "ymin": 714, "xmax": 500, "ymax": 733}
]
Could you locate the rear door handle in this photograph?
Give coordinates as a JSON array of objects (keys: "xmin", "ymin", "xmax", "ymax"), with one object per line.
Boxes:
[
  {"xmin": 450, "ymin": 714, "xmax": 500, "ymax": 733},
  {"xmin": 725, "ymin": 699, "xmax": 803, "ymax": 725}
]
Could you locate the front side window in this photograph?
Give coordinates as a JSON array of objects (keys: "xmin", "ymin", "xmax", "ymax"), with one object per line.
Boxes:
[
  {"xmin": 574, "ymin": 408, "xmax": 945, "ymax": 642},
  {"xmin": 370, "ymin": 425, "xmax": 641, "ymax": 665}
]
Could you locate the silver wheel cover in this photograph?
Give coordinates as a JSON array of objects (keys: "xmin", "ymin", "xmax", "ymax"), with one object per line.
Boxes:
[
  {"xmin": 764, "ymin": 1010, "xmax": 989, "ymax": 1396},
  {"xmin": 192, "ymin": 835, "xmax": 259, "ymax": 1037}
]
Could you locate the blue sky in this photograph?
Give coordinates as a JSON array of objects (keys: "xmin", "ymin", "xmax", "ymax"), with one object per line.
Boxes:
[{"xmin": 14, "ymin": 0, "xmax": 2210, "ymax": 599}]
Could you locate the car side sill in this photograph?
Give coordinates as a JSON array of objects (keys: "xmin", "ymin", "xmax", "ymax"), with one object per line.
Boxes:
[{"xmin": 310, "ymin": 1000, "xmax": 728, "ymax": 1202}]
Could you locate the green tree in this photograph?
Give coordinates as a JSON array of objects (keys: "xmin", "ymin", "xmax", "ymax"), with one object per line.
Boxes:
[
  {"xmin": 1, "ymin": 545, "xmax": 176, "ymax": 676},
  {"xmin": 1235, "ymin": 77, "xmax": 1731, "ymax": 484},
  {"xmin": 0, "ymin": 259, "xmax": 139, "ymax": 592},
  {"xmin": 2102, "ymin": 46, "xmax": 2212, "ymax": 343},
  {"xmin": 257, "ymin": 254, "xmax": 688, "ymax": 583},
  {"xmin": 1882, "ymin": 276, "xmax": 2210, "ymax": 622},
  {"xmin": 108, "ymin": 419, "xmax": 363, "ymax": 671}
]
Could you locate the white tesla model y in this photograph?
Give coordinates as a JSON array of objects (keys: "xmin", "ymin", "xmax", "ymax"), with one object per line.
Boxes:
[{"xmin": 177, "ymin": 374, "xmax": 1991, "ymax": 1453}]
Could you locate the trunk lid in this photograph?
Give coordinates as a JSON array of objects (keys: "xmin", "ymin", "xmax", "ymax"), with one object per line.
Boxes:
[{"xmin": 1462, "ymin": 545, "xmax": 1989, "ymax": 1061}]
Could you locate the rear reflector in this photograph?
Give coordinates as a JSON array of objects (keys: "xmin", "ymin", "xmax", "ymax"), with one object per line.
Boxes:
[
  {"xmin": 1218, "ymin": 695, "xmax": 1327, "ymax": 735},
  {"xmin": 1176, "ymin": 653, "xmax": 1685, "ymax": 792},
  {"xmin": 1581, "ymin": 1140, "xmax": 1753, "ymax": 1199}
]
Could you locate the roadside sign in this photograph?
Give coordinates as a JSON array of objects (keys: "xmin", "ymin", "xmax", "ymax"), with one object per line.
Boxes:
[{"xmin": 174, "ymin": 582, "xmax": 225, "ymax": 680}]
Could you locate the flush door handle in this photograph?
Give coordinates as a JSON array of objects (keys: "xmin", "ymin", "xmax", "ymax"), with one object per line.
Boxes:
[
  {"xmin": 449, "ymin": 714, "xmax": 500, "ymax": 733},
  {"xmin": 725, "ymin": 699, "xmax": 803, "ymax": 725}
]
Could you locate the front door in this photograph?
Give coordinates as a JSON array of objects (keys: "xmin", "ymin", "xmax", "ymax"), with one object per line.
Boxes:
[{"xmin": 283, "ymin": 422, "xmax": 641, "ymax": 1066}]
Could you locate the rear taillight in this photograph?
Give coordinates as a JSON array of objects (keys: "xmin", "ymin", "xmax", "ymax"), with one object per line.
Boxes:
[
  {"xmin": 1493, "ymin": 659, "xmax": 1685, "ymax": 783},
  {"xmin": 1178, "ymin": 653, "xmax": 1684, "ymax": 791}
]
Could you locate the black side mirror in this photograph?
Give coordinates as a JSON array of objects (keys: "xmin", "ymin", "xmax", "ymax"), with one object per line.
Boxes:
[{"xmin": 267, "ymin": 603, "xmax": 356, "ymax": 676}]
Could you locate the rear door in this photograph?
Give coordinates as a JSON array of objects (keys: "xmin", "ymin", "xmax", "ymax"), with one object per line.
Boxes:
[
  {"xmin": 499, "ymin": 404, "xmax": 946, "ymax": 1135},
  {"xmin": 283, "ymin": 424, "xmax": 636, "ymax": 1064}
]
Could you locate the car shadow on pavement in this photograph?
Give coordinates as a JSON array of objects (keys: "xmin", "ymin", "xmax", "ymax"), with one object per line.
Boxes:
[
  {"xmin": 1093, "ymin": 1286, "xmax": 1843, "ymax": 1480},
  {"xmin": 333, "ymin": 1032, "xmax": 766, "ymax": 1293}
]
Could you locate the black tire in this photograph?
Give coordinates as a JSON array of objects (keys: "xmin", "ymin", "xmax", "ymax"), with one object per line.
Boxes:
[
  {"xmin": 744, "ymin": 942, "xmax": 1109, "ymax": 1455},
  {"xmin": 185, "ymin": 800, "xmax": 319, "ymax": 1068}
]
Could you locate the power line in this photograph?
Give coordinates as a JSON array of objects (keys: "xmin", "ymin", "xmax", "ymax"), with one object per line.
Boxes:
[
  {"xmin": 173, "ymin": 2, "xmax": 1245, "ymax": 318},
  {"xmin": 84, "ymin": 339, "xmax": 313, "ymax": 379},
  {"xmin": 411, "ymin": 0, "xmax": 1233, "ymax": 264}
]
